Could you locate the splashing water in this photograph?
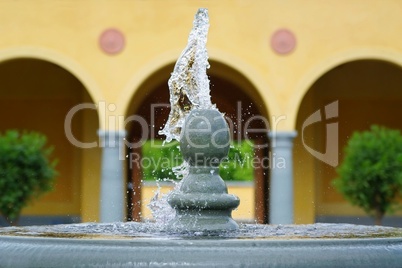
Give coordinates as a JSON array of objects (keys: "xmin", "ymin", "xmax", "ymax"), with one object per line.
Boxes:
[
  {"xmin": 1, "ymin": 222, "xmax": 399, "ymax": 239},
  {"xmin": 158, "ymin": 8, "xmax": 216, "ymax": 143},
  {"xmin": 147, "ymin": 181, "xmax": 178, "ymax": 225},
  {"xmin": 146, "ymin": 161, "xmax": 188, "ymax": 226},
  {"xmin": 147, "ymin": 162, "xmax": 189, "ymax": 226},
  {"xmin": 150, "ymin": 8, "xmax": 215, "ymax": 226}
]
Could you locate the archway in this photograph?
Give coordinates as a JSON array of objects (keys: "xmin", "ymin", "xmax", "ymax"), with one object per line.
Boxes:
[
  {"xmin": 295, "ymin": 60, "xmax": 402, "ymax": 226},
  {"xmin": 125, "ymin": 60, "xmax": 271, "ymax": 223},
  {"xmin": 0, "ymin": 58, "xmax": 99, "ymax": 225}
]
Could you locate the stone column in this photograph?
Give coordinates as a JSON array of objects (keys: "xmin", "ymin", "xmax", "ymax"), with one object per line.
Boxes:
[
  {"xmin": 98, "ymin": 130, "xmax": 126, "ymax": 222},
  {"xmin": 268, "ymin": 131, "xmax": 297, "ymax": 224}
]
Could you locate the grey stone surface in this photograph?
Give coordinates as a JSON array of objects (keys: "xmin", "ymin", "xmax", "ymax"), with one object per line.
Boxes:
[
  {"xmin": 1, "ymin": 222, "xmax": 402, "ymax": 267},
  {"xmin": 167, "ymin": 109, "xmax": 240, "ymax": 232},
  {"xmin": 0, "ymin": 235, "xmax": 401, "ymax": 267}
]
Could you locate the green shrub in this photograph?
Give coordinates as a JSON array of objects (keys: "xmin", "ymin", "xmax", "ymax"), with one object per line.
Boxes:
[
  {"xmin": 141, "ymin": 139, "xmax": 254, "ymax": 182},
  {"xmin": 220, "ymin": 141, "xmax": 254, "ymax": 181},
  {"xmin": 0, "ymin": 130, "xmax": 57, "ymax": 225},
  {"xmin": 141, "ymin": 140, "xmax": 183, "ymax": 182},
  {"xmin": 333, "ymin": 125, "xmax": 402, "ymax": 225}
]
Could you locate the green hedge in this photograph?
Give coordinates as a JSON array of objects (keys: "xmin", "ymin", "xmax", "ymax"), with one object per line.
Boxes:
[{"xmin": 141, "ymin": 139, "xmax": 254, "ymax": 182}]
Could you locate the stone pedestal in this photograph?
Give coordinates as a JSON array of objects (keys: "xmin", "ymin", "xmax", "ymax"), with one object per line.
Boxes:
[{"xmin": 167, "ymin": 109, "xmax": 239, "ymax": 232}]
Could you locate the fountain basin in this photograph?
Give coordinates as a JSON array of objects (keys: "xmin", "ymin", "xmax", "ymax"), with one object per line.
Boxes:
[
  {"xmin": 1, "ymin": 223, "xmax": 402, "ymax": 267},
  {"xmin": 1, "ymin": 236, "xmax": 402, "ymax": 267}
]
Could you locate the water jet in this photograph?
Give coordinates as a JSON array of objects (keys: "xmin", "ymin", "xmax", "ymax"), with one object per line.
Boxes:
[{"xmin": 1, "ymin": 8, "xmax": 402, "ymax": 267}]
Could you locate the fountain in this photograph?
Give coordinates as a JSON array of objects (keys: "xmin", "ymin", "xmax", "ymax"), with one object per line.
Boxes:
[{"xmin": 1, "ymin": 8, "xmax": 402, "ymax": 267}]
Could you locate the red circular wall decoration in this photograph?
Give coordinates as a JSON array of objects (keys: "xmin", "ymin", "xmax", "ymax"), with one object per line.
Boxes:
[
  {"xmin": 99, "ymin": 28, "xmax": 125, "ymax": 55},
  {"xmin": 271, "ymin": 29, "xmax": 296, "ymax": 55}
]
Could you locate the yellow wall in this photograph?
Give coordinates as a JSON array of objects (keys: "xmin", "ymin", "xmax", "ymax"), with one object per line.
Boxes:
[
  {"xmin": 141, "ymin": 183, "xmax": 255, "ymax": 222},
  {"xmin": 3, "ymin": 0, "xmax": 402, "ymax": 130},
  {"xmin": 80, "ymin": 93, "xmax": 102, "ymax": 222},
  {"xmin": 296, "ymin": 60, "xmax": 402, "ymax": 220},
  {"xmin": 1, "ymin": 0, "xmax": 402, "ymax": 223},
  {"xmin": 0, "ymin": 59, "xmax": 99, "ymax": 217}
]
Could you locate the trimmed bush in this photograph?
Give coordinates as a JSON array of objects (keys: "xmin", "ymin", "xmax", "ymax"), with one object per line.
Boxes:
[
  {"xmin": 0, "ymin": 130, "xmax": 57, "ymax": 225},
  {"xmin": 333, "ymin": 125, "xmax": 402, "ymax": 225}
]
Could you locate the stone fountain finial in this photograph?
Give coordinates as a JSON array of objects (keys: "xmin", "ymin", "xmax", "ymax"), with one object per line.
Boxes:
[{"xmin": 167, "ymin": 109, "xmax": 240, "ymax": 232}]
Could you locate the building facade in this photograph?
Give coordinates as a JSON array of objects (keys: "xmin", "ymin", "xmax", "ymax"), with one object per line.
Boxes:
[{"xmin": 1, "ymin": 0, "xmax": 402, "ymax": 226}]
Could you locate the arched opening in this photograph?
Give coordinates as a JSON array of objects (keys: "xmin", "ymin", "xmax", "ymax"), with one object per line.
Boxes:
[
  {"xmin": 295, "ymin": 60, "xmax": 402, "ymax": 226},
  {"xmin": 125, "ymin": 60, "xmax": 270, "ymax": 223},
  {"xmin": 0, "ymin": 58, "xmax": 100, "ymax": 226}
]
